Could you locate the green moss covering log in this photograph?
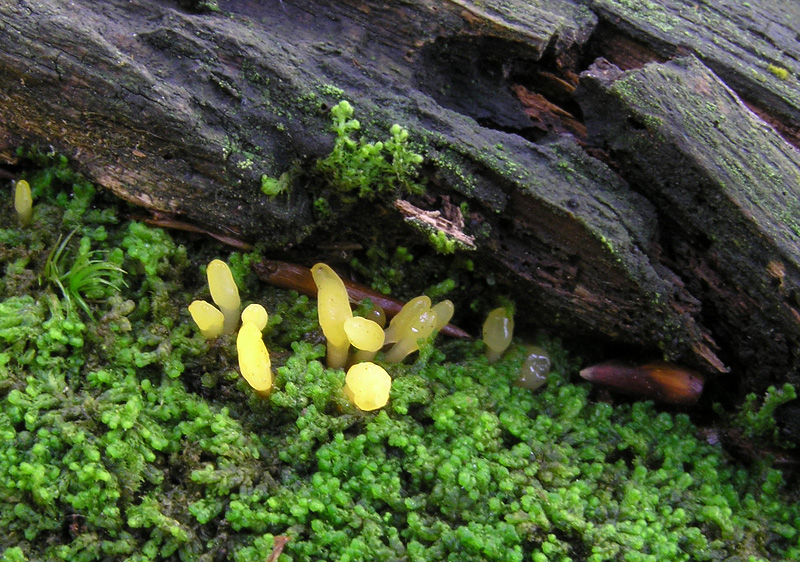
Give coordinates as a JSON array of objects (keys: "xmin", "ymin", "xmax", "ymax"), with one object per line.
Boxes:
[{"xmin": 1, "ymin": 155, "xmax": 799, "ymax": 561}]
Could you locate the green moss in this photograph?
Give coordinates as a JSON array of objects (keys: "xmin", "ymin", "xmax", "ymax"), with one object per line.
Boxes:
[
  {"xmin": 315, "ymin": 101, "xmax": 425, "ymax": 201},
  {"xmin": 766, "ymin": 63, "xmax": 790, "ymax": 80},
  {"xmin": 1, "ymin": 152, "xmax": 799, "ymax": 562}
]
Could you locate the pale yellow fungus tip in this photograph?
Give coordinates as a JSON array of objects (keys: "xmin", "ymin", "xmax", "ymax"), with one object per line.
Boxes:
[
  {"xmin": 344, "ymin": 362, "xmax": 392, "ymax": 411},
  {"xmin": 14, "ymin": 180, "xmax": 32, "ymax": 225},
  {"xmin": 236, "ymin": 321, "xmax": 272, "ymax": 398},
  {"xmin": 384, "ymin": 308, "xmax": 437, "ymax": 363},
  {"xmin": 482, "ymin": 307, "xmax": 514, "ymax": 363},
  {"xmin": 188, "ymin": 299, "xmax": 225, "ymax": 339},
  {"xmin": 311, "ymin": 263, "xmax": 353, "ymax": 369},
  {"xmin": 207, "ymin": 259, "xmax": 240, "ymax": 334},
  {"xmin": 241, "ymin": 303, "xmax": 268, "ymax": 331},
  {"xmin": 344, "ymin": 316, "xmax": 385, "ymax": 364}
]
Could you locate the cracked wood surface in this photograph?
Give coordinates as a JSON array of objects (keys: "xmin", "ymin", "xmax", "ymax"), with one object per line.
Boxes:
[{"xmin": 2, "ymin": 0, "xmax": 800, "ymax": 405}]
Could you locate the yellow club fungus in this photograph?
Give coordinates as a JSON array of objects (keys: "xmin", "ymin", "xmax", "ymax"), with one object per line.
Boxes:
[
  {"xmin": 311, "ymin": 263, "xmax": 353, "ymax": 369},
  {"xmin": 344, "ymin": 316, "xmax": 385, "ymax": 363},
  {"xmin": 344, "ymin": 362, "xmax": 392, "ymax": 411},
  {"xmin": 236, "ymin": 321, "xmax": 273, "ymax": 397},
  {"xmin": 482, "ymin": 307, "xmax": 514, "ymax": 363},
  {"xmin": 430, "ymin": 299, "xmax": 454, "ymax": 333},
  {"xmin": 241, "ymin": 303, "xmax": 268, "ymax": 331},
  {"xmin": 384, "ymin": 308, "xmax": 437, "ymax": 363},
  {"xmin": 188, "ymin": 299, "xmax": 225, "ymax": 339},
  {"xmin": 207, "ymin": 259, "xmax": 241, "ymax": 334},
  {"xmin": 383, "ymin": 295, "xmax": 431, "ymax": 345},
  {"xmin": 14, "ymin": 180, "xmax": 32, "ymax": 225},
  {"xmin": 362, "ymin": 301, "xmax": 387, "ymax": 329}
]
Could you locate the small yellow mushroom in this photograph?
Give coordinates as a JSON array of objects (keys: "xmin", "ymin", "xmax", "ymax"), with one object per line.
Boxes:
[
  {"xmin": 344, "ymin": 316, "xmax": 385, "ymax": 363},
  {"xmin": 14, "ymin": 180, "xmax": 32, "ymax": 225},
  {"xmin": 236, "ymin": 321, "xmax": 273, "ymax": 398},
  {"xmin": 207, "ymin": 259, "xmax": 241, "ymax": 334},
  {"xmin": 344, "ymin": 362, "xmax": 392, "ymax": 411},
  {"xmin": 241, "ymin": 303, "xmax": 268, "ymax": 331},
  {"xmin": 383, "ymin": 295, "xmax": 431, "ymax": 345},
  {"xmin": 188, "ymin": 299, "xmax": 225, "ymax": 339},
  {"xmin": 362, "ymin": 301, "xmax": 387, "ymax": 329},
  {"xmin": 384, "ymin": 309, "xmax": 437, "ymax": 363},
  {"xmin": 430, "ymin": 300, "xmax": 454, "ymax": 333},
  {"xmin": 482, "ymin": 307, "xmax": 514, "ymax": 363},
  {"xmin": 311, "ymin": 263, "xmax": 353, "ymax": 369}
]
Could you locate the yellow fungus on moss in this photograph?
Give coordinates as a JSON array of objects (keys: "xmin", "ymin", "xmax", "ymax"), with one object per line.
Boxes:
[
  {"xmin": 236, "ymin": 321, "xmax": 272, "ymax": 397},
  {"xmin": 431, "ymin": 299, "xmax": 454, "ymax": 333},
  {"xmin": 344, "ymin": 316, "xmax": 385, "ymax": 363},
  {"xmin": 384, "ymin": 308, "xmax": 437, "ymax": 363},
  {"xmin": 311, "ymin": 263, "xmax": 353, "ymax": 369},
  {"xmin": 363, "ymin": 302, "xmax": 386, "ymax": 328},
  {"xmin": 383, "ymin": 295, "xmax": 431, "ymax": 345},
  {"xmin": 14, "ymin": 180, "xmax": 32, "ymax": 225},
  {"xmin": 241, "ymin": 303, "xmax": 268, "ymax": 331},
  {"xmin": 188, "ymin": 299, "xmax": 225, "ymax": 339},
  {"xmin": 344, "ymin": 362, "xmax": 392, "ymax": 411},
  {"xmin": 482, "ymin": 307, "xmax": 514, "ymax": 363},
  {"xmin": 207, "ymin": 259, "xmax": 241, "ymax": 334}
]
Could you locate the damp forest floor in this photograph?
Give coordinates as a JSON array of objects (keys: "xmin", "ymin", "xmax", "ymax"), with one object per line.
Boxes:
[{"xmin": 1, "ymin": 152, "xmax": 799, "ymax": 562}]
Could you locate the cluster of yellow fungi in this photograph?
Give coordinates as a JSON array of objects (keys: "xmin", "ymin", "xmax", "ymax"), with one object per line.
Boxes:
[
  {"xmin": 188, "ymin": 260, "xmax": 274, "ymax": 397},
  {"xmin": 310, "ymin": 262, "xmax": 456, "ymax": 411},
  {"xmin": 189, "ymin": 259, "xmax": 526, "ymax": 413}
]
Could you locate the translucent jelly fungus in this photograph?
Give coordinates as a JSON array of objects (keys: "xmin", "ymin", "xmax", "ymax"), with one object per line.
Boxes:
[
  {"xmin": 344, "ymin": 362, "xmax": 392, "ymax": 411},
  {"xmin": 236, "ymin": 321, "xmax": 272, "ymax": 397},
  {"xmin": 384, "ymin": 308, "xmax": 437, "ymax": 363},
  {"xmin": 14, "ymin": 180, "xmax": 32, "ymax": 225},
  {"xmin": 241, "ymin": 303, "xmax": 268, "ymax": 331},
  {"xmin": 384, "ymin": 295, "xmax": 431, "ymax": 345},
  {"xmin": 431, "ymin": 299, "xmax": 454, "ymax": 332},
  {"xmin": 344, "ymin": 316, "xmax": 385, "ymax": 363},
  {"xmin": 516, "ymin": 345, "xmax": 551, "ymax": 391},
  {"xmin": 207, "ymin": 259, "xmax": 241, "ymax": 334},
  {"xmin": 362, "ymin": 301, "xmax": 387, "ymax": 328},
  {"xmin": 311, "ymin": 263, "xmax": 353, "ymax": 369},
  {"xmin": 483, "ymin": 307, "xmax": 514, "ymax": 363},
  {"xmin": 188, "ymin": 300, "xmax": 225, "ymax": 339}
]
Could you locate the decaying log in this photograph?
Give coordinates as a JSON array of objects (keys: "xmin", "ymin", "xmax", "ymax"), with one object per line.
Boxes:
[{"xmin": 2, "ymin": 0, "xmax": 800, "ymax": 409}]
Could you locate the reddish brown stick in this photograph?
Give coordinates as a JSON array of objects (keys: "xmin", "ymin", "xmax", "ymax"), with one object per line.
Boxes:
[
  {"xmin": 253, "ymin": 259, "xmax": 472, "ymax": 339},
  {"xmin": 579, "ymin": 361, "xmax": 704, "ymax": 405}
]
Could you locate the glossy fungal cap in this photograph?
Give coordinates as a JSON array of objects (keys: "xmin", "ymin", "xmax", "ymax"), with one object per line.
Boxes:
[
  {"xmin": 207, "ymin": 259, "xmax": 241, "ymax": 333},
  {"xmin": 311, "ymin": 263, "xmax": 353, "ymax": 369},
  {"xmin": 344, "ymin": 362, "xmax": 392, "ymax": 411},
  {"xmin": 188, "ymin": 300, "xmax": 225, "ymax": 339},
  {"xmin": 344, "ymin": 316, "xmax": 385, "ymax": 352},
  {"xmin": 236, "ymin": 321, "xmax": 273, "ymax": 397},
  {"xmin": 384, "ymin": 295, "xmax": 431, "ymax": 344},
  {"xmin": 14, "ymin": 180, "xmax": 32, "ymax": 225},
  {"xmin": 362, "ymin": 302, "xmax": 387, "ymax": 329},
  {"xmin": 241, "ymin": 303, "xmax": 268, "ymax": 332},
  {"xmin": 384, "ymin": 309, "xmax": 437, "ymax": 363},
  {"xmin": 482, "ymin": 307, "xmax": 514, "ymax": 362},
  {"xmin": 430, "ymin": 300, "xmax": 454, "ymax": 333},
  {"xmin": 516, "ymin": 346, "xmax": 551, "ymax": 391}
]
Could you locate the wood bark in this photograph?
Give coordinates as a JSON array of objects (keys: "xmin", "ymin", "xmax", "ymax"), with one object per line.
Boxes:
[{"xmin": 2, "ymin": 0, "xmax": 800, "ymax": 413}]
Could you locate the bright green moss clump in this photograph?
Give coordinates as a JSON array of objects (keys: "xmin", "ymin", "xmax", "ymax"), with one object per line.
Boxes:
[{"xmin": 1, "ymin": 154, "xmax": 799, "ymax": 561}]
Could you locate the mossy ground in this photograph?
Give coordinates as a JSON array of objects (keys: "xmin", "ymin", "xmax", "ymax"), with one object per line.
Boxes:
[{"xmin": 1, "ymin": 153, "xmax": 799, "ymax": 562}]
